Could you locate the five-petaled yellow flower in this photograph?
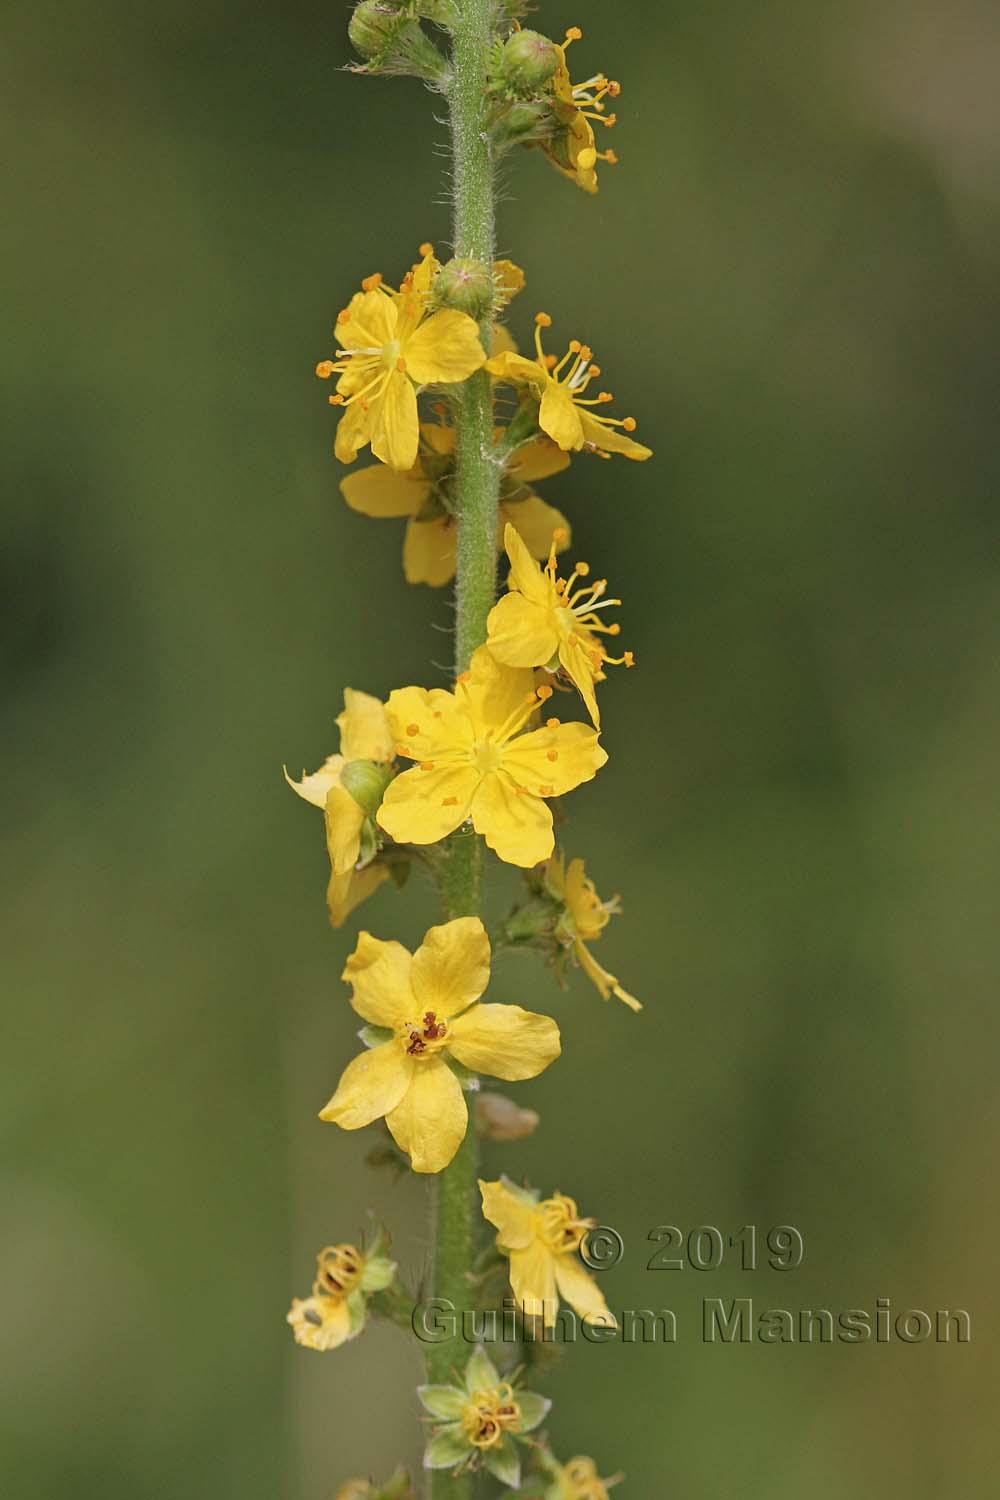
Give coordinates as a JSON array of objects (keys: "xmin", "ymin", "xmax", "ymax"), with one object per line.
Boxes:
[
  {"xmin": 341, "ymin": 424, "xmax": 571, "ymax": 587},
  {"xmin": 285, "ymin": 688, "xmax": 396, "ymax": 927},
  {"xmin": 487, "ymin": 523, "xmax": 633, "ymax": 727},
  {"xmin": 479, "ymin": 1178, "xmax": 616, "ymax": 1329},
  {"xmin": 543, "ymin": 26, "xmax": 621, "ymax": 194},
  {"xmin": 486, "ymin": 313, "xmax": 651, "ymax": 461},
  {"xmin": 544, "ymin": 851, "xmax": 641, "ymax": 1011},
  {"xmin": 320, "ymin": 918, "xmax": 560, "ymax": 1173},
  {"xmin": 376, "ymin": 646, "xmax": 607, "ymax": 868},
  {"xmin": 317, "ymin": 248, "xmax": 485, "ymax": 472}
]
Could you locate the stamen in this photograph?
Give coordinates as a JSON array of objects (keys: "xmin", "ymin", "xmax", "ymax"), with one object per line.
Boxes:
[
  {"xmin": 361, "ymin": 273, "xmax": 383, "ymax": 292},
  {"xmin": 315, "ymin": 360, "xmax": 334, "ymax": 379},
  {"xmin": 418, "ymin": 241, "xmax": 434, "ymax": 257}
]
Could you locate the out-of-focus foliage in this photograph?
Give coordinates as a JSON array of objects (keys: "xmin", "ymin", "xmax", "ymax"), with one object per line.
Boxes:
[{"xmin": 2, "ymin": 1, "xmax": 998, "ymax": 1496}]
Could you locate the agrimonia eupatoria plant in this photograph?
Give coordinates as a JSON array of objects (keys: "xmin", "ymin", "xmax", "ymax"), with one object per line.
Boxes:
[{"xmin": 285, "ymin": 4, "xmax": 651, "ymax": 1495}]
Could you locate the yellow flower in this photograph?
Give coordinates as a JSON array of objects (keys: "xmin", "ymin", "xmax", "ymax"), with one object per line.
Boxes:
[
  {"xmin": 488, "ymin": 523, "xmax": 634, "ymax": 727},
  {"xmin": 542, "ymin": 27, "xmax": 621, "ymax": 194},
  {"xmin": 549, "ymin": 1456, "xmax": 624, "ymax": 1500},
  {"xmin": 319, "ymin": 918, "xmax": 560, "ymax": 1174},
  {"xmin": 286, "ymin": 1241, "xmax": 393, "ymax": 1352},
  {"xmin": 285, "ymin": 688, "xmax": 395, "ymax": 927},
  {"xmin": 486, "ymin": 314, "xmax": 651, "ymax": 460},
  {"xmin": 544, "ymin": 851, "xmax": 641, "ymax": 1012},
  {"xmin": 316, "ymin": 248, "xmax": 486, "ymax": 471},
  {"xmin": 376, "ymin": 646, "xmax": 607, "ymax": 868},
  {"xmin": 340, "ymin": 423, "xmax": 572, "ymax": 588},
  {"xmin": 479, "ymin": 1178, "xmax": 616, "ymax": 1329}
]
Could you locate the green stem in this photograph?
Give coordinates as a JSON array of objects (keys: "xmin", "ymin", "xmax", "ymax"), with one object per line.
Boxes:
[{"xmin": 425, "ymin": 4, "xmax": 498, "ymax": 1495}]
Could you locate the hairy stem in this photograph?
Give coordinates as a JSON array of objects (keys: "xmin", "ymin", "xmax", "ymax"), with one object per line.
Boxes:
[{"xmin": 425, "ymin": 3, "xmax": 498, "ymax": 1495}]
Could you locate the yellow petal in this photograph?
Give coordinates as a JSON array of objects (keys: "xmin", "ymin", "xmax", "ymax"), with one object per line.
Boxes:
[
  {"xmin": 507, "ymin": 436, "xmax": 571, "ymax": 484},
  {"xmin": 539, "ymin": 383, "xmax": 585, "ymax": 451},
  {"xmin": 479, "ymin": 1178, "xmax": 537, "ymax": 1250},
  {"xmin": 509, "ymin": 1242, "xmax": 558, "ymax": 1326},
  {"xmin": 420, "ymin": 421, "xmax": 457, "ymax": 457},
  {"xmin": 377, "ymin": 763, "xmax": 479, "ymax": 847},
  {"xmin": 403, "ymin": 518, "xmax": 458, "ymax": 587},
  {"xmin": 372, "ymin": 371, "xmax": 419, "ymax": 471},
  {"xmin": 576, "ymin": 940, "xmax": 642, "ymax": 1012},
  {"xmin": 579, "ymin": 410, "xmax": 652, "ymax": 460},
  {"xmin": 503, "ymin": 721, "xmax": 607, "ymax": 798},
  {"xmin": 340, "ymin": 463, "xmax": 427, "ymax": 519},
  {"xmin": 324, "ymin": 785, "xmax": 366, "ymax": 875},
  {"xmin": 447, "ymin": 1003, "xmax": 560, "ymax": 1081},
  {"xmin": 503, "ymin": 521, "xmax": 551, "ymax": 605},
  {"xmin": 558, "ymin": 634, "xmax": 601, "ymax": 728},
  {"xmin": 470, "ymin": 770, "xmax": 554, "ymax": 868},
  {"xmin": 490, "ymin": 324, "xmax": 518, "ymax": 361},
  {"xmin": 319, "ymin": 1041, "xmax": 412, "ymax": 1129},
  {"xmin": 553, "ymin": 1253, "xmax": 617, "ymax": 1328},
  {"xmin": 487, "ymin": 593, "xmax": 559, "ymax": 669},
  {"xmin": 460, "ymin": 645, "xmax": 536, "ymax": 740},
  {"xmin": 334, "ymin": 400, "xmax": 375, "ymax": 465},
  {"xmin": 327, "ymin": 864, "xmax": 388, "ymax": 929},
  {"xmin": 404, "ymin": 309, "xmax": 486, "ymax": 385},
  {"xmin": 285, "ymin": 753, "xmax": 344, "ymax": 810},
  {"xmin": 385, "ymin": 1056, "xmax": 468, "ymax": 1173},
  {"xmin": 411, "ymin": 917, "xmax": 491, "ymax": 1019},
  {"xmin": 483, "ymin": 351, "xmax": 545, "ymax": 388},
  {"xmin": 500, "ymin": 495, "xmax": 571, "ymax": 562},
  {"xmin": 341, "ymin": 932, "xmax": 415, "ymax": 1027},
  {"xmin": 336, "ymin": 287, "xmax": 397, "ymax": 350},
  {"xmin": 337, "ymin": 687, "xmax": 394, "ymax": 763},
  {"xmin": 384, "ymin": 685, "xmax": 473, "ymax": 760},
  {"xmin": 493, "ymin": 259, "xmax": 525, "ymax": 304}
]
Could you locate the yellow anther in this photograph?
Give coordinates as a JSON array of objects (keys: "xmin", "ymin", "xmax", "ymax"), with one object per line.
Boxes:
[
  {"xmin": 604, "ymin": 149, "xmax": 620, "ymax": 165},
  {"xmin": 598, "ymin": 392, "xmax": 613, "ymax": 403},
  {"xmin": 538, "ymin": 784, "xmax": 555, "ymax": 797},
  {"xmin": 578, "ymin": 345, "xmax": 593, "ymax": 360},
  {"xmin": 576, "ymin": 561, "xmax": 591, "ymax": 577},
  {"xmin": 406, "ymin": 723, "xmax": 420, "ymax": 736},
  {"xmin": 569, "ymin": 339, "xmax": 582, "ymax": 353},
  {"xmin": 622, "ymin": 417, "xmax": 637, "ymax": 431},
  {"xmin": 565, "ymin": 26, "xmax": 582, "ymax": 42},
  {"xmin": 588, "ymin": 364, "xmax": 602, "ymax": 376},
  {"xmin": 361, "ymin": 273, "xmax": 383, "ymax": 292},
  {"xmin": 336, "ymin": 308, "xmax": 350, "ymax": 324},
  {"xmin": 419, "ymin": 761, "xmax": 435, "ymax": 771},
  {"xmin": 624, "ymin": 651, "xmax": 636, "ymax": 667},
  {"xmin": 535, "ymin": 311, "xmax": 553, "ymax": 327},
  {"xmin": 546, "ymin": 717, "xmax": 561, "ymax": 729},
  {"xmin": 607, "ymin": 623, "xmax": 621, "ymax": 636},
  {"xmin": 536, "ymin": 685, "xmax": 554, "ymax": 702},
  {"xmin": 315, "ymin": 361, "xmax": 334, "ymax": 379},
  {"xmin": 604, "ymin": 113, "xmax": 618, "ymax": 127},
  {"xmin": 552, "ymin": 527, "xmax": 568, "ymax": 543},
  {"xmin": 418, "ymin": 241, "xmax": 434, "ymax": 256},
  {"xmin": 546, "ymin": 749, "xmax": 559, "ymax": 762},
  {"xmin": 329, "ymin": 394, "xmax": 345, "ymax": 406}
]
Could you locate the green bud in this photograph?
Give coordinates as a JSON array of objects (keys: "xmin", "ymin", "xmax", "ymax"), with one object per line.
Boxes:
[
  {"xmin": 497, "ymin": 29, "xmax": 560, "ymax": 95},
  {"xmin": 433, "ymin": 256, "xmax": 494, "ymax": 319},
  {"xmin": 347, "ymin": 1, "xmax": 449, "ymax": 83},
  {"xmin": 341, "ymin": 758, "xmax": 395, "ymax": 815}
]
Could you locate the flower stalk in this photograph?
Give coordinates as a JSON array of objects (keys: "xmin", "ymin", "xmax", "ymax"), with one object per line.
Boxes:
[{"xmin": 429, "ymin": 3, "xmax": 500, "ymax": 1490}]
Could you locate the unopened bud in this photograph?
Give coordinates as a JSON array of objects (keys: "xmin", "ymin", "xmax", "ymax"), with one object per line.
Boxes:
[
  {"xmin": 475, "ymin": 1091, "xmax": 540, "ymax": 1141},
  {"xmin": 341, "ymin": 759, "xmax": 394, "ymax": 815},
  {"xmin": 434, "ymin": 257, "xmax": 494, "ymax": 319},
  {"xmin": 496, "ymin": 29, "xmax": 560, "ymax": 95},
  {"xmin": 491, "ymin": 98, "xmax": 554, "ymax": 151},
  {"xmin": 348, "ymin": 1, "xmax": 448, "ymax": 83}
]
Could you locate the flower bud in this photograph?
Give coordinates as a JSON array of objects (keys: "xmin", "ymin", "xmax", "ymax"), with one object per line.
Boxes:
[
  {"xmin": 340, "ymin": 758, "xmax": 394, "ymax": 815},
  {"xmin": 490, "ymin": 98, "xmax": 554, "ymax": 152},
  {"xmin": 433, "ymin": 256, "xmax": 494, "ymax": 319},
  {"xmin": 496, "ymin": 28, "xmax": 560, "ymax": 95},
  {"xmin": 348, "ymin": 1, "xmax": 448, "ymax": 83},
  {"xmin": 475, "ymin": 1091, "xmax": 540, "ymax": 1141}
]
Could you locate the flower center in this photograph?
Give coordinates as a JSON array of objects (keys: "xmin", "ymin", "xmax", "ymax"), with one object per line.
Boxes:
[
  {"xmin": 473, "ymin": 740, "xmax": 504, "ymax": 773},
  {"xmin": 314, "ymin": 1243, "xmax": 364, "ymax": 1302},
  {"xmin": 460, "ymin": 1383, "xmax": 522, "ymax": 1449},
  {"xmin": 402, "ymin": 1010, "xmax": 449, "ymax": 1057},
  {"xmin": 537, "ymin": 1193, "xmax": 594, "ymax": 1254}
]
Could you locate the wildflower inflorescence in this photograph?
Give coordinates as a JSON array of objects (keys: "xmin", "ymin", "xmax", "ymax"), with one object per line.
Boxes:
[{"xmin": 284, "ymin": 2, "xmax": 652, "ymax": 1493}]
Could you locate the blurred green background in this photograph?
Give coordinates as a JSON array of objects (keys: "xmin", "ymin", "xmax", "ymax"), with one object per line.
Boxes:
[{"xmin": 3, "ymin": 0, "xmax": 998, "ymax": 1495}]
